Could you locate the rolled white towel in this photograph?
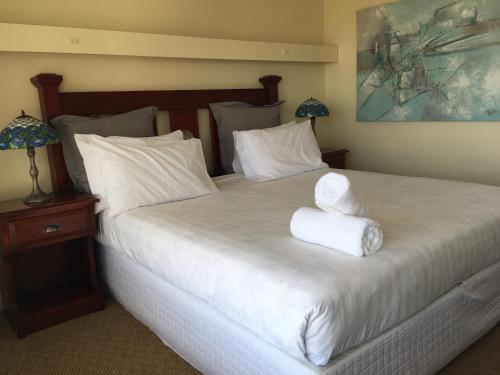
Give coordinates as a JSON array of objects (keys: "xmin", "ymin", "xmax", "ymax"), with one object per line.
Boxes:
[
  {"xmin": 315, "ymin": 172, "xmax": 369, "ymax": 217},
  {"xmin": 290, "ymin": 207, "xmax": 383, "ymax": 257}
]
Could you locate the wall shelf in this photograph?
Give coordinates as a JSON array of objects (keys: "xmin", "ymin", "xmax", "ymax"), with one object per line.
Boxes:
[{"xmin": 0, "ymin": 23, "xmax": 337, "ymax": 63}]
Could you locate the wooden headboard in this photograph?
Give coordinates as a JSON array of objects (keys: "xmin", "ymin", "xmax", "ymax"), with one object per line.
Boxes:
[{"xmin": 31, "ymin": 73, "xmax": 282, "ymax": 193}]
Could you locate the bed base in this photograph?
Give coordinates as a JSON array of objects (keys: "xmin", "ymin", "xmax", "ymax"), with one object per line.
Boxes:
[{"xmin": 97, "ymin": 243, "xmax": 500, "ymax": 375}]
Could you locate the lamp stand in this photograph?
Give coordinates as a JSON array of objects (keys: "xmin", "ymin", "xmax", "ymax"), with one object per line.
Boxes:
[
  {"xmin": 310, "ymin": 117, "xmax": 317, "ymax": 136},
  {"xmin": 24, "ymin": 147, "xmax": 51, "ymax": 205}
]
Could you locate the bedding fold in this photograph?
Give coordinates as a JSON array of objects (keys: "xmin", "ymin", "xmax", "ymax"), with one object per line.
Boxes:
[{"xmin": 290, "ymin": 207, "xmax": 383, "ymax": 257}]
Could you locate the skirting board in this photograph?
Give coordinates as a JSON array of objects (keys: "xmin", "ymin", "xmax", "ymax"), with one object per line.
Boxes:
[{"xmin": 0, "ymin": 23, "xmax": 338, "ymax": 63}]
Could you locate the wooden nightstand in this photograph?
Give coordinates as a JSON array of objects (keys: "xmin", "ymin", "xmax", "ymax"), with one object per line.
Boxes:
[
  {"xmin": 0, "ymin": 192, "xmax": 104, "ymax": 337},
  {"xmin": 321, "ymin": 149, "xmax": 349, "ymax": 169}
]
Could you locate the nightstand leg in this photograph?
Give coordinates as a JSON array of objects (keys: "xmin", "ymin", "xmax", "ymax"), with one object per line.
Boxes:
[{"xmin": 2, "ymin": 256, "xmax": 17, "ymax": 309}]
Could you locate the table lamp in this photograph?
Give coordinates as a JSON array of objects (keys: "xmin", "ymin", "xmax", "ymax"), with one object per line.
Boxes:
[
  {"xmin": 0, "ymin": 111, "xmax": 59, "ymax": 204},
  {"xmin": 295, "ymin": 98, "xmax": 329, "ymax": 135}
]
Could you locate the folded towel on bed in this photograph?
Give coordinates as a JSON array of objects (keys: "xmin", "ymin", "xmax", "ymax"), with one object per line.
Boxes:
[
  {"xmin": 290, "ymin": 207, "xmax": 383, "ymax": 257},
  {"xmin": 315, "ymin": 172, "xmax": 369, "ymax": 217}
]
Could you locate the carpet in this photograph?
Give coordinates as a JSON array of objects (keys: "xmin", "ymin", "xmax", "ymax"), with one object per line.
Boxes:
[{"xmin": 0, "ymin": 299, "xmax": 200, "ymax": 375}]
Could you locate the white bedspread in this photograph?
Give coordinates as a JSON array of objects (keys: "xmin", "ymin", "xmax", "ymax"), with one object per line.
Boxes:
[{"xmin": 97, "ymin": 169, "xmax": 500, "ymax": 366}]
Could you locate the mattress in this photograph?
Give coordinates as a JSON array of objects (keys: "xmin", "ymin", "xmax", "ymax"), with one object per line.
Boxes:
[{"xmin": 96, "ymin": 169, "xmax": 500, "ymax": 366}]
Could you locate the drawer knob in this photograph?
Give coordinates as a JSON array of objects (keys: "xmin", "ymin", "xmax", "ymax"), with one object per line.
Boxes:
[{"xmin": 44, "ymin": 223, "xmax": 63, "ymax": 233}]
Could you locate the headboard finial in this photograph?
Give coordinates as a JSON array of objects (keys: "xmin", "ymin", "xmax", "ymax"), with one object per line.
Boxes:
[
  {"xmin": 30, "ymin": 74, "xmax": 64, "ymax": 122},
  {"xmin": 30, "ymin": 73, "xmax": 63, "ymax": 88},
  {"xmin": 259, "ymin": 75, "xmax": 282, "ymax": 103},
  {"xmin": 259, "ymin": 75, "xmax": 282, "ymax": 85}
]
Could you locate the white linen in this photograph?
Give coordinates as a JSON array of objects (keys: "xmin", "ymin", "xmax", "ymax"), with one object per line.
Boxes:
[
  {"xmin": 90, "ymin": 137, "xmax": 218, "ymax": 217},
  {"xmin": 97, "ymin": 169, "xmax": 500, "ymax": 365},
  {"xmin": 233, "ymin": 120, "xmax": 327, "ymax": 181},
  {"xmin": 232, "ymin": 120, "xmax": 297, "ymax": 174},
  {"xmin": 290, "ymin": 207, "xmax": 383, "ymax": 256},
  {"xmin": 107, "ymin": 130, "xmax": 184, "ymax": 145},
  {"xmin": 75, "ymin": 130, "xmax": 184, "ymax": 213},
  {"xmin": 315, "ymin": 172, "xmax": 369, "ymax": 217}
]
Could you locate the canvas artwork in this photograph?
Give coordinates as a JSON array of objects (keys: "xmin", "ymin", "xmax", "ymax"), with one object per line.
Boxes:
[{"xmin": 357, "ymin": 0, "xmax": 500, "ymax": 122}]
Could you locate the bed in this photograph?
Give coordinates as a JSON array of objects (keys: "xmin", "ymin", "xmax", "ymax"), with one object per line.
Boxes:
[{"xmin": 32, "ymin": 73, "xmax": 500, "ymax": 375}]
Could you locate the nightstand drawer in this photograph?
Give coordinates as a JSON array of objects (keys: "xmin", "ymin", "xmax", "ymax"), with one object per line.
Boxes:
[{"xmin": 7, "ymin": 208, "xmax": 91, "ymax": 250}]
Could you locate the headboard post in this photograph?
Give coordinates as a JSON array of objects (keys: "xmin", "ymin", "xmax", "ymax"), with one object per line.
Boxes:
[
  {"xmin": 31, "ymin": 74, "xmax": 72, "ymax": 192},
  {"xmin": 259, "ymin": 75, "xmax": 282, "ymax": 103},
  {"xmin": 31, "ymin": 74, "xmax": 64, "ymax": 120}
]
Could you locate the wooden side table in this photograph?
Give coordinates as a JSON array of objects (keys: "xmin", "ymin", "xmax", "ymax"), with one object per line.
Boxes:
[
  {"xmin": 321, "ymin": 149, "xmax": 349, "ymax": 169},
  {"xmin": 0, "ymin": 192, "xmax": 104, "ymax": 337}
]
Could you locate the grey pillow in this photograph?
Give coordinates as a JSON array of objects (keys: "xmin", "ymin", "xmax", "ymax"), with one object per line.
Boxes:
[
  {"xmin": 51, "ymin": 106, "xmax": 158, "ymax": 193},
  {"xmin": 209, "ymin": 101, "xmax": 284, "ymax": 173}
]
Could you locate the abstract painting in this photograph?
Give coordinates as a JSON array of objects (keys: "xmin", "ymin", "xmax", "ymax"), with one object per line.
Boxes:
[{"xmin": 357, "ymin": 0, "xmax": 500, "ymax": 122}]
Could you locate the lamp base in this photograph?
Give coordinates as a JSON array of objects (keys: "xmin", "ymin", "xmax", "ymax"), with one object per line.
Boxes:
[
  {"xmin": 23, "ymin": 190, "xmax": 52, "ymax": 205},
  {"xmin": 311, "ymin": 117, "xmax": 316, "ymax": 136},
  {"xmin": 23, "ymin": 147, "xmax": 53, "ymax": 205}
]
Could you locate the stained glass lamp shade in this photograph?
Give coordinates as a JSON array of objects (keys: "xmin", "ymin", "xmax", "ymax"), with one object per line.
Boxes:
[
  {"xmin": 295, "ymin": 98, "xmax": 330, "ymax": 134},
  {"xmin": 0, "ymin": 111, "xmax": 59, "ymax": 204}
]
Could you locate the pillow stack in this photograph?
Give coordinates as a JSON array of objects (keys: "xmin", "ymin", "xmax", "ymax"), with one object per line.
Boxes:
[
  {"xmin": 75, "ymin": 131, "xmax": 218, "ymax": 217},
  {"xmin": 52, "ymin": 106, "xmax": 218, "ymax": 217},
  {"xmin": 233, "ymin": 120, "xmax": 328, "ymax": 181},
  {"xmin": 209, "ymin": 101, "xmax": 284, "ymax": 174},
  {"xmin": 52, "ymin": 106, "xmax": 159, "ymax": 193}
]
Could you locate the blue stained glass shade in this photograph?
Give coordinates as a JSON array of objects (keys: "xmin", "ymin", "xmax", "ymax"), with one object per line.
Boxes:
[
  {"xmin": 0, "ymin": 111, "xmax": 59, "ymax": 150},
  {"xmin": 295, "ymin": 98, "xmax": 330, "ymax": 118}
]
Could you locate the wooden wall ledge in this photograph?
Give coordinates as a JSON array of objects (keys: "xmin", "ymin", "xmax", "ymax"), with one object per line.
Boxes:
[{"xmin": 0, "ymin": 23, "xmax": 337, "ymax": 63}]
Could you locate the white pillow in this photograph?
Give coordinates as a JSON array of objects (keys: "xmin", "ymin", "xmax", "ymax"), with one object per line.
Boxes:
[
  {"xmin": 232, "ymin": 120, "xmax": 296, "ymax": 174},
  {"xmin": 108, "ymin": 130, "xmax": 184, "ymax": 146},
  {"xmin": 89, "ymin": 137, "xmax": 218, "ymax": 217},
  {"xmin": 75, "ymin": 130, "xmax": 183, "ymax": 213},
  {"xmin": 233, "ymin": 120, "xmax": 328, "ymax": 181}
]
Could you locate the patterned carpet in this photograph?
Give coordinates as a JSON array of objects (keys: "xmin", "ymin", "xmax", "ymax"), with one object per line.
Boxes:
[{"xmin": 0, "ymin": 298, "xmax": 498, "ymax": 375}]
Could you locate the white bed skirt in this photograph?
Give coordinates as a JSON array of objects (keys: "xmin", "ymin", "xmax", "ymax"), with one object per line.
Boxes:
[{"xmin": 97, "ymin": 243, "xmax": 500, "ymax": 375}]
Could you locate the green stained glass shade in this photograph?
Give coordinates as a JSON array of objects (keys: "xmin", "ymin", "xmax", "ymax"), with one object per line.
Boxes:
[{"xmin": 0, "ymin": 111, "xmax": 59, "ymax": 150}]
